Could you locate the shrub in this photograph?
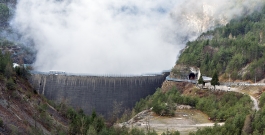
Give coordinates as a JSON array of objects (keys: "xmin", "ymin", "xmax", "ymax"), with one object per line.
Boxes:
[
  {"xmin": 11, "ymin": 91, "xmax": 19, "ymax": 99},
  {"xmin": 0, "ymin": 3, "xmax": 9, "ymax": 25},
  {"xmin": 38, "ymin": 103, "xmax": 48, "ymax": 113},
  {"xmin": 259, "ymin": 92, "xmax": 265, "ymax": 108},
  {"xmin": 10, "ymin": 124, "xmax": 18, "ymax": 135},
  {"xmin": 0, "ymin": 74, "xmax": 5, "ymax": 82},
  {"xmin": 0, "ymin": 118, "xmax": 3, "ymax": 127},
  {"xmin": 6, "ymin": 79, "xmax": 16, "ymax": 90},
  {"xmin": 15, "ymin": 66, "xmax": 29, "ymax": 79}
]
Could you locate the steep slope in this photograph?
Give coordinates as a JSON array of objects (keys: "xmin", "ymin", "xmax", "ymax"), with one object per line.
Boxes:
[
  {"xmin": 177, "ymin": 4, "xmax": 265, "ymax": 82},
  {"xmin": 0, "ymin": 76, "xmax": 69, "ymax": 135},
  {"xmin": 0, "ymin": 51, "xmax": 69, "ymax": 134}
]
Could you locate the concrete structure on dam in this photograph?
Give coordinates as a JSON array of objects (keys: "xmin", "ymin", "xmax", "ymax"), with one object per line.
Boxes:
[{"xmin": 29, "ymin": 72, "xmax": 169, "ymax": 117}]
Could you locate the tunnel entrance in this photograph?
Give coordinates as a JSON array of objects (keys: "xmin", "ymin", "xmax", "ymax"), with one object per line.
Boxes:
[{"xmin": 189, "ymin": 73, "xmax": 196, "ymax": 80}]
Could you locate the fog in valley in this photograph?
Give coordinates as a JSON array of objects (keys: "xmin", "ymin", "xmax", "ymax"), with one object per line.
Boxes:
[{"xmin": 10, "ymin": 0, "xmax": 265, "ymax": 74}]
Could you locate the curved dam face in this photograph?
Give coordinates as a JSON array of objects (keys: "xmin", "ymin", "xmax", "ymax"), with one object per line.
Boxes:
[{"xmin": 29, "ymin": 73, "xmax": 168, "ymax": 117}]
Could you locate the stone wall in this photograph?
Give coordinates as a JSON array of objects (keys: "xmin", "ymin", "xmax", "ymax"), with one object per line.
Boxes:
[{"xmin": 29, "ymin": 73, "xmax": 168, "ymax": 117}]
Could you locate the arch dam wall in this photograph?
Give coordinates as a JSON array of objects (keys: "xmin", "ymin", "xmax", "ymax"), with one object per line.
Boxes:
[{"xmin": 29, "ymin": 73, "xmax": 168, "ymax": 117}]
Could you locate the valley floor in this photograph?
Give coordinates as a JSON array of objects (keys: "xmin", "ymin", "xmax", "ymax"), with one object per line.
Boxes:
[{"xmin": 119, "ymin": 108, "xmax": 224, "ymax": 135}]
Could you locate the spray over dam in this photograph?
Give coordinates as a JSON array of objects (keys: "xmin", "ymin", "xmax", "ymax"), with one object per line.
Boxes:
[{"xmin": 29, "ymin": 72, "xmax": 169, "ymax": 117}]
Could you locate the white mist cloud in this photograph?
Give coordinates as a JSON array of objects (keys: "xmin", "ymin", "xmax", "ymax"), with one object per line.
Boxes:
[{"xmin": 11, "ymin": 0, "xmax": 265, "ymax": 74}]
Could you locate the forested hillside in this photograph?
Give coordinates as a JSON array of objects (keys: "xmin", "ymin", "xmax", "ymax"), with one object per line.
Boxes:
[
  {"xmin": 191, "ymin": 91, "xmax": 265, "ymax": 135},
  {"xmin": 177, "ymin": 4, "xmax": 265, "ymax": 81},
  {"xmin": 0, "ymin": 2, "xmax": 9, "ymax": 27},
  {"xmin": 0, "ymin": 2, "xmax": 36, "ymax": 64},
  {"xmin": 135, "ymin": 87, "xmax": 251, "ymax": 120}
]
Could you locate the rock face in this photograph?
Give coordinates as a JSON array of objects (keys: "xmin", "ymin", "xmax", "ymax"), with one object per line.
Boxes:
[{"xmin": 29, "ymin": 73, "xmax": 168, "ymax": 117}]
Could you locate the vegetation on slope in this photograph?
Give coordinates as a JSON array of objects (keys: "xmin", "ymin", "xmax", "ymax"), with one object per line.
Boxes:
[
  {"xmin": 135, "ymin": 87, "xmax": 252, "ymax": 122},
  {"xmin": 190, "ymin": 91, "xmax": 265, "ymax": 135},
  {"xmin": 0, "ymin": 3, "xmax": 9, "ymax": 26},
  {"xmin": 1, "ymin": 50, "xmax": 178, "ymax": 135},
  {"xmin": 0, "ymin": 2, "xmax": 36, "ymax": 64},
  {"xmin": 177, "ymin": 4, "xmax": 265, "ymax": 81},
  {"xmin": 169, "ymin": 4, "xmax": 265, "ymax": 135},
  {"xmin": 0, "ymin": 51, "xmax": 71, "ymax": 134},
  {"xmin": 249, "ymin": 92, "xmax": 265, "ymax": 135},
  {"xmin": 131, "ymin": 6, "xmax": 265, "ymax": 132},
  {"xmin": 132, "ymin": 85, "xmax": 254, "ymax": 135}
]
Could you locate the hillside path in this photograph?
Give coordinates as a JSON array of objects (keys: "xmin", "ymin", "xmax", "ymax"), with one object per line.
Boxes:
[
  {"xmin": 214, "ymin": 85, "xmax": 260, "ymax": 111},
  {"xmin": 231, "ymin": 88, "xmax": 259, "ymax": 111}
]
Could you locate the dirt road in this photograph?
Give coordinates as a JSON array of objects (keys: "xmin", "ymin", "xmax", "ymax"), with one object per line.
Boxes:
[{"xmin": 212, "ymin": 85, "xmax": 260, "ymax": 111}]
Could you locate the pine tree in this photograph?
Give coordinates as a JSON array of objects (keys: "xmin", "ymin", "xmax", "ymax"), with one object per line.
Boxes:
[
  {"xmin": 211, "ymin": 71, "xmax": 220, "ymax": 90},
  {"xmin": 198, "ymin": 75, "xmax": 204, "ymax": 89},
  {"xmin": 0, "ymin": 3, "xmax": 9, "ymax": 25}
]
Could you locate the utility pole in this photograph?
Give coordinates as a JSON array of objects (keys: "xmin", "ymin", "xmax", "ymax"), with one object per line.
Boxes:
[
  {"xmin": 228, "ymin": 74, "xmax": 231, "ymax": 91},
  {"xmin": 255, "ymin": 44, "xmax": 258, "ymax": 83}
]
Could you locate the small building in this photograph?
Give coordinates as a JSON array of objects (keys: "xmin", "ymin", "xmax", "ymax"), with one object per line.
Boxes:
[
  {"xmin": 197, "ymin": 70, "xmax": 212, "ymax": 82},
  {"xmin": 13, "ymin": 63, "xmax": 20, "ymax": 68},
  {"xmin": 49, "ymin": 70, "xmax": 66, "ymax": 75},
  {"xmin": 202, "ymin": 76, "xmax": 212, "ymax": 83}
]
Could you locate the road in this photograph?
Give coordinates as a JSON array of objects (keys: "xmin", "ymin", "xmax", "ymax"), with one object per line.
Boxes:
[
  {"xmin": 212, "ymin": 85, "xmax": 260, "ymax": 111},
  {"xmin": 167, "ymin": 78, "xmax": 260, "ymax": 111},
  {"xmin": 249, "ymin": 96, "xmax": 260, "ymax": 111}
]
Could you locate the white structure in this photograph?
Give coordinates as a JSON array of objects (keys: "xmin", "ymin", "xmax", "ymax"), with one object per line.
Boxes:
[
  {"xmin": 197, "ymin": 69, "xmax": 212, "ymax": 82},
  {"xmin": 202, "ymin": 76, "xmax": 212, "ymax": 82},
  {"xmin": 49, "ymin": 70, "xmax": 66, "ymax": 75},
  {"xmin": 13, "ymin": 63, "xmax": 20, "ymax": 68}
]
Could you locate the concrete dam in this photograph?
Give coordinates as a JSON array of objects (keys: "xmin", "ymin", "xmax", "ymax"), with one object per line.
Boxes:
[{"xmin": 29, "ymin": 72, "xmax": 169, "ymax": 117}]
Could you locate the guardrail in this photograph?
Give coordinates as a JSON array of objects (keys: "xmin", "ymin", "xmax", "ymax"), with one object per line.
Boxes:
[
  {"xmin": 221, "ymin": 82, "xmax": 265, "ymax": 86},
  {"xmin": 30, "ymin": 70, "xmax": 170, "ymax": 77},
  {"xmin": 166, "ymin": 76, "xmax": 197, "ymax": 84},
  {"xmin": 200, "ymin": 82, "xmax": 265, "ymax": 86}
]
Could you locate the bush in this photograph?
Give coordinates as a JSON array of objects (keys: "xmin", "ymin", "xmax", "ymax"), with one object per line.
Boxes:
[
  {"xmin": 162, "ymin": 130, "xmax": 180, "ymax": 135},
  {"xmin": 10, "ymin": 124, "xmax": 18, "ymax": 135},
  {"xmin": 0, "ymin": 74, "xmax": 5, "ymax": 82},
  {"xmin": 11, "ymin": 91, "xmax": 19, "ymax": 99},
  {"xmin": 6, "ymin": 79, "xmax": 16, "ymax": 90},
  {"xmin": 15, "ymin": 66, "xmax": 29, "ymax": 79},
  {"xmin": 259, "ymin": 92, "xmax": 265, "ymax": 108},
  {"xmin": 38, "ymin": 103, "xmax": 48, "ymax": 113},
  {"xmin": 0, "ymin": 118, "xmax": 3, "ymax": 127},
  {"xmin": 39, "ymin": 112, "xmax": 52, "ymax": 130},
  {"xmin": 0, "ymin": 3, "xmax": 9, "ymax": 25}
]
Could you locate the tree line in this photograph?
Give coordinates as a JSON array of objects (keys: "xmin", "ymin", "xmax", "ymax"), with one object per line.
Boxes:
[{"xmin": 0, "ymin": 2, "xmax": 9, "ymax": 27}]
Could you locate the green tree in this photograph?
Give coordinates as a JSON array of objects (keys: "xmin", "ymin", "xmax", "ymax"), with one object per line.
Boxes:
[
  {"xmin": 6, "ymin": 78, "xmax": 15, "ymax": 90},
  {"xmin": 86, "ymin": 125, "xmax": 97, "ymax": 135},
  {"xmin": 0, "ymin": 118, "xmax": 3, "ymax": 127},
  {"xmin": 259, "ymin": 92, "xmax": 265, "ymax": 108},
  {"xmin": 15, "ymin": 66, "xmax": 29, "ymax": 79},
  {"xmin": 198, "ymin": 75, "xmax": 204, "ymax": 89},
  {"xmin": 211, "ymin": 71, "xmax": 220, "ymax": 90},
  {"xmin": 4, "ymin": 62, "xmax": 12, "ymax": 79},
  {"xmin": 0, "ymin": 3, "xmax": 9, "ymax": 25}
]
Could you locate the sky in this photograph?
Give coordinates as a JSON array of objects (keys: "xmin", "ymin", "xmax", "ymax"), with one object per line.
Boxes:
[{"xmin": 10, "ymin": 0, "xmax": 265, "ymax": 74}]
